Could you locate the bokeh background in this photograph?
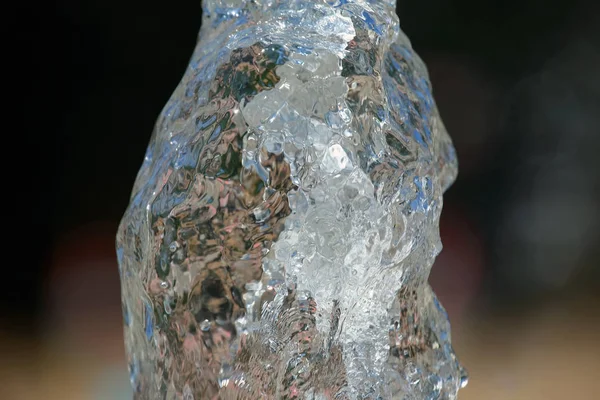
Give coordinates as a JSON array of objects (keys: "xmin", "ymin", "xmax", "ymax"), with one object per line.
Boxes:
[{"xmin": 7, "ymin": 0, "xmax": 600, "ymax": 398}]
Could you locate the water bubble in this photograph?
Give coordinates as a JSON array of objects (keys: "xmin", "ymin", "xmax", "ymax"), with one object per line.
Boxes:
[
  {"xmin": 460, "ymin": 368, "xmax": 469, "ymax": 388},
  {"xmin": 200, "ymin": 319, "xmax": 211, "ymax": 331}
]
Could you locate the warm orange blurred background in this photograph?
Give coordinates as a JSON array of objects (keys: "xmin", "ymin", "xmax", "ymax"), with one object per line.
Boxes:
[{"xmin": 8, "ymin": 0, "xmax": 600, "ymax": 398}]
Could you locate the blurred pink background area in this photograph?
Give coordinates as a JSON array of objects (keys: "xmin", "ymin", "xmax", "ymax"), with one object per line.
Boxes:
[{"xmin": 2, "ymin": 216, "xmax": 598, "ymax": 399}]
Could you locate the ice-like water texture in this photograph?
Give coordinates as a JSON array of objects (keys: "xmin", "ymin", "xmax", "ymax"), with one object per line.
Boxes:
[{"xmin": 117, "ymin": 1, "xmax": 466, "ymax": 398}]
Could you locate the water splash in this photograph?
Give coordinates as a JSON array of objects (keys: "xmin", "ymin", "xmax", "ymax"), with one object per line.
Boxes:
[{"xmin": 117, "ymin": 1, "xmax": 465, "ymax": 398}]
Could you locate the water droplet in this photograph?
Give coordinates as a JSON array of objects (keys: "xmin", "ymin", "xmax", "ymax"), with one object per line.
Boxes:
[
  {"xmin": 169, "ymin": 241, "xmax": 179, "ymax": 253},
  {"xmin": 200, "ymin": 319, "xmax": 211, "ymax": 331},
  {"xmin": 159, "ymin": 281, "xmax": 169, "ymax": 289},
  {"xmin": 460, "ymin": 367, "xmax": 469, "ymax": 388}
]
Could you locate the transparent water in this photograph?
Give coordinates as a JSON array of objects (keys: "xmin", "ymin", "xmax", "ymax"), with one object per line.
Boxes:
[{"xmin": 117, "ymin": 1, "xmax": 466, "ymax": 398}]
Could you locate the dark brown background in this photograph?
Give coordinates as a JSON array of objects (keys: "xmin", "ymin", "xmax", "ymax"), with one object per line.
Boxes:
[{"xmin": 6, "ymin": 0, "xmax": 600, "ymax": 398}]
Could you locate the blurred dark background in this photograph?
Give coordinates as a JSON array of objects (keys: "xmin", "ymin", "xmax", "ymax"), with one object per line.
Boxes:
[{"xmin": 6, "ymin": 0, "xmax": 600, "ymax": 398}]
